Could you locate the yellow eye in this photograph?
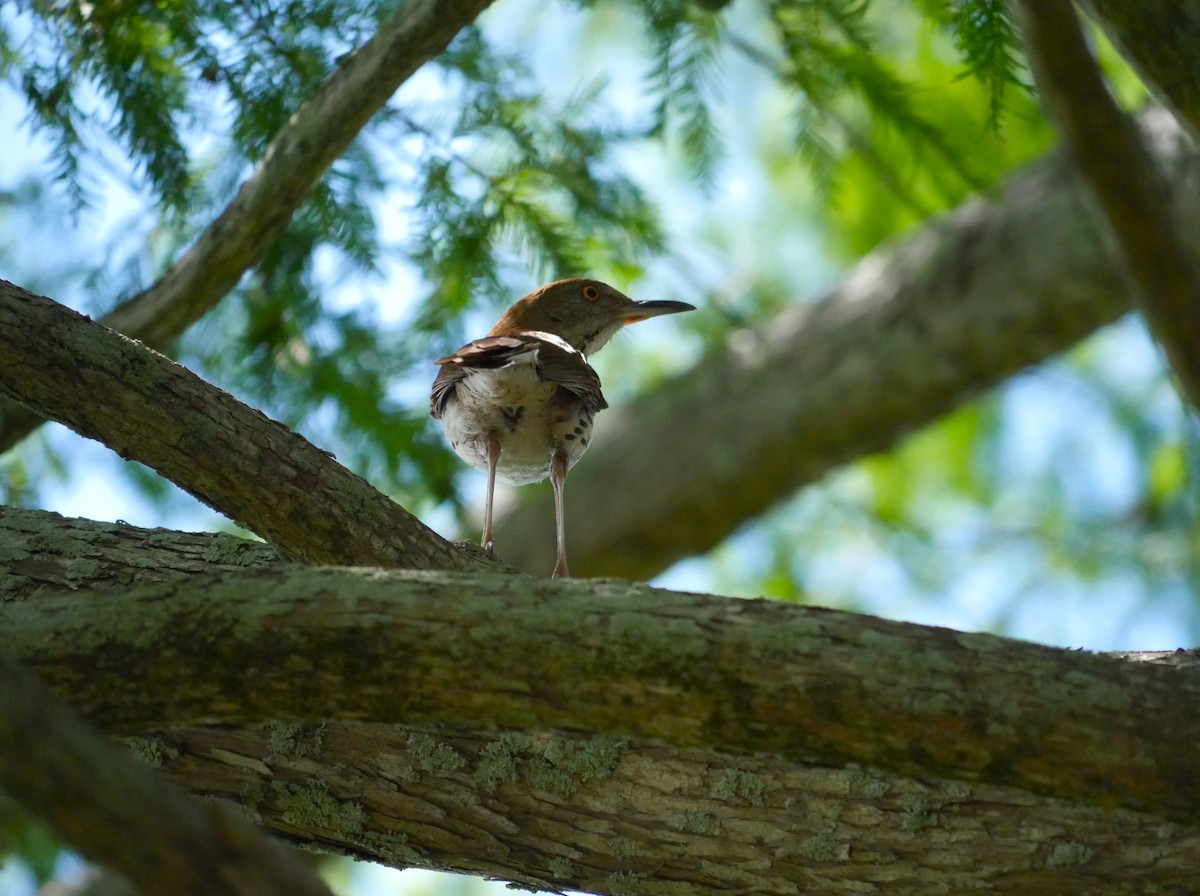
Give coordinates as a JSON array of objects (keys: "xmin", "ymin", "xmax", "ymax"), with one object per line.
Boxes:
[{"xmin": 582, "ymin": 284, "xmax": 599, "ymax": 301}]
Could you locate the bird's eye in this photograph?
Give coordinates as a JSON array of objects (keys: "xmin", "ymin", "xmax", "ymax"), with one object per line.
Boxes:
[{"xmin": 582, "ymin": 285, "xmax": 599, "ymax": 301}]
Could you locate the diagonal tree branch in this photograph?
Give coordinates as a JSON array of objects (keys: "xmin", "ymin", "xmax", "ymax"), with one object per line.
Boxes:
[
  {"xmin": 0, "ymin": 0, "xmax": 496, "ymax": 455},
  {"xmin": 497, "ymin": 108, "xmax": 1200, "ymax": 579},
  {"xmin": 0, "ymin": 652, "xmax": 334, "ymax": 896},
  {"xmin": 1015, "ymin": 0, "xmax": 1200, "ymax": 414},
  {"xmin": 0, "ymin": 282, "xmax": 492, "ymax": 571}
]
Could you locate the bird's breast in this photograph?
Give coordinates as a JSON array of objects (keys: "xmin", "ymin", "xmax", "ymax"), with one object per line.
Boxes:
[{"xmin": 439, "ymin": 365, "xmax": 595, "ymax": 485}]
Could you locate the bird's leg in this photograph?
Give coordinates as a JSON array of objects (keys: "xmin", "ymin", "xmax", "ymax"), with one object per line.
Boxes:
[
  {"xmin": 482, "ymin": 431, "xmax": 500, "ymax": 559},
  {"xmin": 550, "ymin": 449, "xmax": 570, "ymax": 578}
]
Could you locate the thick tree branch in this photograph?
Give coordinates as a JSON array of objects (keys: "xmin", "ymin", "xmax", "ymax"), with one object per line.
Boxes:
[
  {"xmin": 1015, "ymin": 0, "xmax": 1200, "ymax": 413},
  {"xmin": 497, "ymin": 109, "xmax": 1200, "ymax": 578},
  {"xmin": 161, "ymin": 718, "xmax": 1200, "ymax": 895},
  {"xmin": 0, "ymin": 652, "xmax": 333, "ymax": 896},
  {"xmin": 0, "ymin": 284, "xmax": 493, "ymax": 572},
  {"xmin": 5, "ymin": 513, "xmax": 1200, "ymax": 893},
  {"xmin": 6, "ymin": 565, "xmax": 1200, "ymax": 827},
  {"xmin": 0, "ymin": 0, "xmax": 496, "ymax": 454}
]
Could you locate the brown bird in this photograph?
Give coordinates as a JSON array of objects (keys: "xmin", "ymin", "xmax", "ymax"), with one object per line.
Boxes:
[{"xmin": 431, "ymin": 278, "xmax": 695, "ymax": 577}]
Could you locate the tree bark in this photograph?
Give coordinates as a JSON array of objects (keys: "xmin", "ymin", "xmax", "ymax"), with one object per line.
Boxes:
[
  {"xmin": 495, "ymin": 108, "xmax": 1197, "ymax": 579},
  {"xmin": 0, "ymin": 0, "xmax": 497, "ymax": 454},
  {"xmin": 3, "ymin": 547, "xmax": 1200, "ymax": 895},
  {"xmin": 0, "ymin": 283, "xmax": 494, "ymax": 572}
]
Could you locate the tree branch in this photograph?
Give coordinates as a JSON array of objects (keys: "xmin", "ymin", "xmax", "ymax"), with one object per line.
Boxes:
[
  {"xmin": 0, "ymin": 0, "xmax": 496, "ymax": 454},
  {"xmin": 5, "ymin": 512, "xmax": 1200, "ymax": 892},
  {"xmin": 160, "ymin": 717, "xmax": 1200, "ymax": 895},
  {"xmin": 0, "ymin": 284, "xmax": 493, "ymax": 571},
  {"xmin": 1015, "ymin": 0, "xmax": 1200, "ymax": 413},
  {"xmin": 497, "ymin": 108, "xmax": 1200, "ymax": 578},
  {"xmin": 0, "ymin": 652, "xmax": 333, "ymax": 896},
  {"xmin": 7, "ymin": 564, "xmax": 1200, "ymax": 827},
  {"xmin": 1082, "ymin": 0, "xmax": 1200, "ymax": 142}
]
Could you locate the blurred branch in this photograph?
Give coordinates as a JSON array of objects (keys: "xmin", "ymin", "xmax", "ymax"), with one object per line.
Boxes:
[
  {"xmin": 0, "ymin": 283, "xmax": 494, "ymax": 571},
  {"xmin": 0, "ymin": 0, "xmax": 496, "ymax": 455},
  {"xmin": 498, "ymin": 108, "xmax": 1200, "ymax": 579},
  {"xmin": 0, "ymin": 652, "xmax": 333, "ymax": 896},
  {"xmin": 1082, "ymin": 0, "xmax": 1200, "ymax": 142},
  {"xmin": 1015, "ymin": 0, "xmax": 1200, "ymax": 414},
  {"xmin": 39, "ymin": 869, "xmax": 140, "ymax": 896},
  {"xmin": 4, "ymin": 563, "xmax": 1200, "ymax": 894}
]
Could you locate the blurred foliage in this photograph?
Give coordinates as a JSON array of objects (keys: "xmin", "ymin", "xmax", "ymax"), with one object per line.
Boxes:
[
  {"xmin": 704, "ymin": 318, "xmax": 1200, "ymax": 648},
  {"xmin": 0, "ymin": 797, "xmax": 60, "ymax": 886},
  {"xmin": 0, "ymin": 0, "xmax": 1062, "ymax": 517}
]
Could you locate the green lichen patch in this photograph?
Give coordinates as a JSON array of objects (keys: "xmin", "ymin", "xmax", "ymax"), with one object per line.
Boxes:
[
  {"xmin": 605, "ymin": 871, "xmax": 644, "ymax": 896},
  {"xmin": 124, "ymin": 736, "xmax": 180, "ymax": 767},
  {"xmin": 1047, "ymin": 841, "xmax": 1095, "ymax": 868},
  {"xmin": 845, "ymin": 766, "xmax": 890, "ymax": 798},
  {"xmin": 528, "ymin": 737, "xmax": 626, "ymax": 796},
  {"xmin": 899, "ymin": 794, "xmax": 934, "ymax": 832},
  {"xmin": 474, "ymin": 733, "xmax": 530, "ymax": 791},
  {"xmin": 0, "ymin": 574, "xmax": 32, "ymax": 601},
  {"xmin": 677, "ymin": 809, "xmax": 715, "ymax": 834},
  {"xmin": 407, "ymin": 732, "xmax": 466, "ymax": 772},
  {"xmin": 274, "ymin": 779, "xmax": 364, "ymax": 835},
  {"xmin": 714, "ymin": 769, "xmax": 767, "ymax": 806},
  {"xmin": 0, "ymin": 544, "xmax": 32, "ymax": 563},
  {"xmin": 606, "ymin": 613, "xmax": 710, "ymax": 674},
  {"xmin": 240, "ymin": 780, "xmax": 267, "ymax": 817},
  {"xmin": 201, "ymin": 538, "xmax": 276, "ymax": 566},
  {"xmin": 64, "ymin": 558, "xmax": 102, "ymax": 580},
  {"xmin": 608, "ymin": 837, "xmax": 638, "ymax": 860},
  {"xmin": 527, "ymin": 757, "xmax": 579, "ymax": 795},
  {"xmin": 267, "ymin": 721, "xmax": 326, "ymax": 758},
  {"xmin": 546, "ymin": 857, "xmax": 576, "ymax": 880},
  {"xmin": 801, "ymin": 832, "xmax": 847, "ymax": 862},
  {"xmin": 362, "ymin": 830, "xmax": 426, "ymax": 867}
]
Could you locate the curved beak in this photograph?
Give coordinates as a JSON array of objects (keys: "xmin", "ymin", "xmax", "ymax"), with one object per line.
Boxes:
[{"xmin": 623, "ymin": 300, "xmax": 696, "ymax": 325}]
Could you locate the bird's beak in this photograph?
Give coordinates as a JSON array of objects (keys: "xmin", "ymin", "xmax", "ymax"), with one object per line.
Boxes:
[{"xmin": 622, "ymin": 300, "xmax": 696, "ymax": 325}]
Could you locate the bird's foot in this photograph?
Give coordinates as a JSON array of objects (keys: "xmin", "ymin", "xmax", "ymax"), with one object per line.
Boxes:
[
  {"xmin": 482, "ymin": 538, "xmax": 497, "ymax": 560},
  {"xmin": 552, "ymin": 559, "xmax": 569, "ymax": 579}
]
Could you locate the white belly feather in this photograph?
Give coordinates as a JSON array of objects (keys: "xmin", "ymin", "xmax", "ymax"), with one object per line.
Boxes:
[{"xmin": 440, "ymin": 362, "xmax": 592, "ymax": 486}]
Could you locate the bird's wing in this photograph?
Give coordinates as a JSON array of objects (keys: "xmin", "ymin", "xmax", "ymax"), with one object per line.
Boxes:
[{"xmin": 430, "ymin": 334, "xmax": 607, "ymax": 419}]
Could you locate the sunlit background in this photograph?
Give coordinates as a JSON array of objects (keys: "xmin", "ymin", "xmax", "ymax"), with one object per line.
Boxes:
[{"xmin": 1, "ymin": 0, "xmax": 1198, "ymax": 892}]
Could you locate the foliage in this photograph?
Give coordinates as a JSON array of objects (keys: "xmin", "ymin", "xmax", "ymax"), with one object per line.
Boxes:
[{"xmin": 0, "ymin": 0, "xmax": 1060, "ymax": 513}]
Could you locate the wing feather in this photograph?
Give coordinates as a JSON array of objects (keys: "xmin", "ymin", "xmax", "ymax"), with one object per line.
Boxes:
[{"xmin": 430, "ymin": 333, "xmax": 607, "ymax": 418}]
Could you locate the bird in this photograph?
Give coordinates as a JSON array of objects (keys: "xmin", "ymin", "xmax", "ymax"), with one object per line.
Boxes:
[{"xmin": 430, "ymin": 278, "xmax": 695, "ymax": 578}]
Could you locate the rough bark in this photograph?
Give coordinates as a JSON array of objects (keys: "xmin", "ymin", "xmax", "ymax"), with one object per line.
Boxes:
[
  {"xmin": 3, "ymin": 555, "xmax": 1200, "ymax": 894},
  {"xmin": 0, "ymin": 283, "xmax": 494, "ymax": 572},
  {"xmin": 6, "ymin": 564, "xmax": 1200, "ymax": 824},
  {"xmin": 496, "ymin": 109, "xmax": 1199, "ymax": 579},
  {"xmin": 0, "ymin": 0, "xmax": 496, "ymax": 454},
  {"xmin": 1017, "ymin": 0, "xmax": 1200, "ymax": 413},
  {"xmin": 0, "ymin": 653, "xmax": 333, "ymax": 896},
  {"xmin": 0, "ymin": 507, "xmax": 280, "ymax": 602}
]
